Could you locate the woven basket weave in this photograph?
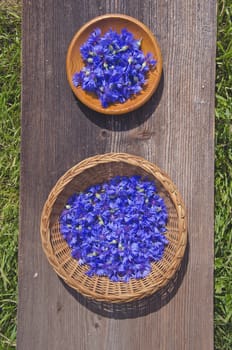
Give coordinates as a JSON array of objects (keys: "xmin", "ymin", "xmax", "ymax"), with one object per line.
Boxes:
[{"xmin": 40, "ymin": 153, "xmax": 187, "ymax": 303}]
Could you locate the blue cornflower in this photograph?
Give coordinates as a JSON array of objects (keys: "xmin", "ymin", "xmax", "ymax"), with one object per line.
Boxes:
[
  {"xmin": 87, "ymin": 28, "xmax": 101, "ymax": 45},
  {"xmin": 59, "ymin": 175, "xmax": 168, "ymax": 282},
  {"xmin": 72, "ymin": 28, "xmax": 157, "ymax": 107}
]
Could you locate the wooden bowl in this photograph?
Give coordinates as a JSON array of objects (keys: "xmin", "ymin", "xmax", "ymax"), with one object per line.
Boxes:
[
  {"xmin": 40, "ymin": 153, "xmax": 187, "ymax": 303},
  {"xmin": 66, "ymin": 14, "xmax": 162, "ymax": 115}
]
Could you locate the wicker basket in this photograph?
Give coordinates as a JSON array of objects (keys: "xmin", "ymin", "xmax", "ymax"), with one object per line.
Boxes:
[{"xmin": 40, "ymin": 153, "xmax": 187, "ymax": 303}]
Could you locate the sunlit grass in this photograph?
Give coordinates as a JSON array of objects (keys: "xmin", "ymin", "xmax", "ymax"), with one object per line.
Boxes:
[
  {"xmin": 215, "ymin": 1, "xmax": 232, "ymax": 349},
  {"xmin": 0, "ymin": 2, "xmax": 20, "ymax": 349}
]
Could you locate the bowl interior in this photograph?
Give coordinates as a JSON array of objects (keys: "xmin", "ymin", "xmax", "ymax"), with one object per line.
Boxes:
[
  {"xmin": 66, "ymin": 15, "xmax": 162, "ymax": 115},
  {"xmin": 48, "ymin": 161, "xmax": 181, "ymax": 301}
]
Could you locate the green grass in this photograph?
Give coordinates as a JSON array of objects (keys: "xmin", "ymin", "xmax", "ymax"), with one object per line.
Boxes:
[
  {"xmin": 215, "ymin": 1, "xmax": 232, "ymax": 349},
  {"xmin": 0, "ymin": 1, "xmax": 231, "ymax": 349},
  {"xmin": 0, "ymin": 1, "xmax": 21, "ymax": 349}
]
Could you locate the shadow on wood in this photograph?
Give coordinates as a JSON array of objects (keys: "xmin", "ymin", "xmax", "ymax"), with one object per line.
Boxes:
[
  {"xmin": 75, "ymin": 72, "xmax": 164, "ymax": 131},
  {"xmin": 60, "ymin": 236, "xmax": 189, "ymax": 319}
]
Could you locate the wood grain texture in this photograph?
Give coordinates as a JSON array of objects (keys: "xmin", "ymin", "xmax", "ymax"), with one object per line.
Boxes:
[{"xmin": 18, "ymin": 0, "xmax": 216, "ymax": 349}]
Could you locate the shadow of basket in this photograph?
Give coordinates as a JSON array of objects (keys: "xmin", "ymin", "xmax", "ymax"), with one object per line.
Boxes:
[{"xmin": 60, "ymin": 238, "xmax": 189, "ymax": 319}]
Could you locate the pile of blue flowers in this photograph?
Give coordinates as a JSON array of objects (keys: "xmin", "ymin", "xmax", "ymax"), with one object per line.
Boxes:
[
  {"xmin": 72, "ymin": 28, "xmax": 157, "ymax": 107},
  {"xmin": 59, "ymin": 175, "xmax": 168, "ymax": 282}
]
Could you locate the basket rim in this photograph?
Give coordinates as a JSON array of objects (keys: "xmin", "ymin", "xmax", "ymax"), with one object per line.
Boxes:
[{"xmin": 40, "ymin": 153, "xmax": 187, "ymax": 302}]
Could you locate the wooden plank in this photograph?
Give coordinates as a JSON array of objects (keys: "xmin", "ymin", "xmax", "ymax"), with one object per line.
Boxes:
[{"xmin": 18, "ymin": 0, "xmax": 216, "ymax": 349}]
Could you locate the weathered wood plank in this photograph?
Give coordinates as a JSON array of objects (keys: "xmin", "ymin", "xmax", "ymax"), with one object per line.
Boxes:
[{"xmin": 18, "ymin": 0, "xmax": 216, "ymax": 349}]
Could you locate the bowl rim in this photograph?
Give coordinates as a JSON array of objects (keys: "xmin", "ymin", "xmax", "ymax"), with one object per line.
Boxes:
[
  {"xmin": 40, "ymin": 153, "xmax": 187, "ymax": 302},
  {"xmin": 66, "ymin": 14, "xmax": 163, "ymax": 115}
]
